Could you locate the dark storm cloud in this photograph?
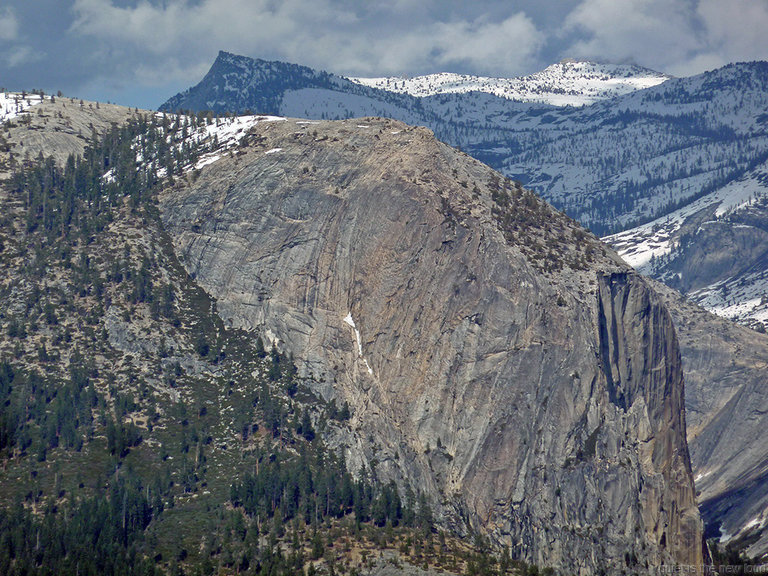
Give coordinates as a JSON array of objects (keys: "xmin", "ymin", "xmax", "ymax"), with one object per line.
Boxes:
[{"xmin": 1, "ymin": 0, "xmax": 766, "ymax": 109}]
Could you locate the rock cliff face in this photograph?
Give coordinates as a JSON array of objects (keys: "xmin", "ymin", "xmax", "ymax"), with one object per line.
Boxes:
[
  {"xmin": 160, "ymin": 117, "xmax": 702, "ymax": 572},
  {"xmin": 650, "ymin": 280, "xmax": 768, "ymax": 557}
]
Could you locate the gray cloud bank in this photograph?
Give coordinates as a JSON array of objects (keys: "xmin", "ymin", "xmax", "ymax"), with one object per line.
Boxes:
[{"xmin": 1, "ymin": 0, "xmax": 766, "ymax": 109}]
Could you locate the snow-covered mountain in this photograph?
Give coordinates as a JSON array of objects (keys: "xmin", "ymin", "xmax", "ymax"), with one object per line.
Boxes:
[
  {"xmin": 161, "ymin": 53, "xmax": 768, "ymax": 328},
  {"xmin": 348, "ymin": 60, "xmax": 670, "ymax": 106},
  {"xmin": 161, "ymin": 51, "xmax": 424, "ymax": 123},
  {"xmin": 606, "ymin": 158, "xmax": 768, "ymax": 330},
  {"xmin": 495, "ymin": 62, "xmax": 768, "ymax": 232}
]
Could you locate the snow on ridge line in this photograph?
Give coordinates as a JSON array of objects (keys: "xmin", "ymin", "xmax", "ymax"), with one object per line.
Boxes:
[
  {"xmin": 135, "ymin": 113, "xmax": 285, "ymax": 179},
  {"xmin": 1, "ymin": 92, "xmax": 48, "ymax": 124},
  {"xmin": 347, "ymin": 61, "xmax": 669, "ymax": 106},
  {"xmin": 605, "ymin": 166, "xmax": 768, "ymax": 273},
  {"xmin": 175, "ymin": 114, "xmax": 285, "ymax": 172}
]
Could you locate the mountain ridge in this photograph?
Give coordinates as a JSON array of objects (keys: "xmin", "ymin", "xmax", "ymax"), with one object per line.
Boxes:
[
  {"xmin": 159, "ymin": 53, "xmax": 768, "ymax": 330},
  {"xmin": 12, "ymin": 64, "xmax": 768, "ymax": 568},
  {"xmin": 0, "ymin": 94, "xmax": 708, "ymax": 572},
  {"xmin": 347, "ymin": 59, "xmax": 670, "ymax": 106}
]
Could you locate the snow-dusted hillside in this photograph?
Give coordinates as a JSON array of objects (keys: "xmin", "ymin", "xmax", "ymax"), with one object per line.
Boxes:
[
  {"xmin": 348, "ymin": 60, "xmax": 669, "ymax": 106},
  {"xmin": 1, "ymin": 92, "xmax": 47, "ymax": 123},
  {"xmin": 139, "ymin": 112, "xmax": 286, "ymax": 179},
  {"xmin": 607, "ymin": 168, "xmax": 767, "ymax": 273},
  {"xmin": 606, "ymin": 158, "xmax": 768, "ymax": 329},
  {"xmin": 495, "ymin": 62, "xmax": 768, "ymax": 235}
]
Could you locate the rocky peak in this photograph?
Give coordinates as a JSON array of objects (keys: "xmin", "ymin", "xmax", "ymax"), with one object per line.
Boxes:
[
  {"xmin": 161, "ymin": 51, "xmax": 338, "ymax": 115},
  {"xmin": 159, "ymin": 115, "xmax": 703, "ymax": 573}
]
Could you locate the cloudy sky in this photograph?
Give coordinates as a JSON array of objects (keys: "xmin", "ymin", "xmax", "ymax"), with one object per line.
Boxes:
[{"xmin": 1, "ymin": 0, "xmax": 766, "ymax": 109}]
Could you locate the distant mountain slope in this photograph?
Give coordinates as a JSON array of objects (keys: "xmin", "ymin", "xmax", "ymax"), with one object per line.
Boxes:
[
  {"xmin": 348, "ymin": 60, "xmax": 670, "ymax": 106},
  {"xmin": 160, "ymin": 51, "xmax": 768, "ymax": 332},
  {"xmin": 606, "ymin": 157, "xmax": 768, "ymax": 329},
  {"xmin": 161, "ymin": 51, "xmax": 426, "ymax": 123},
  {"xmin": 161, "ymin": 53, "xmax": 768, "ymax": 235},
  {"xmin": 500, "ymin": 62, "xmax": 768, "ymax": 235}
]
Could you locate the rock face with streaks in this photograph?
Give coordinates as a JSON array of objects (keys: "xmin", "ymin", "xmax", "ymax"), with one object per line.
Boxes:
[
  {"xmin": 650, "ymin": 280, "xmax": 768, "ymax": 557},
  {"xmin": 160, "ymin": 117, "xmax": 703, "ymax": 573}
]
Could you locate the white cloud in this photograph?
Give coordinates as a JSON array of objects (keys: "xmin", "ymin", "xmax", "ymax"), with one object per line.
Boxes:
[
  {"xmin": 425, "ymin": 14, "xmax": 543, "ymax": 74},
  {"xmin": 322, "ymin": 13, "xmax": 542, "ymax": 76},
  {"xmin": 563, "ymin": 0, "xmax": 702, "ymax": 69},
  {"xmin": 0, "ymin": 7, "xmax": 42, "ymax": 68},
  {"xmin": 0, "ymin": 7, "xmax": 19, "ymax": 41},
  {"xmin": 68, "ymin": 0, "xmax": 360, "ymax": 85},
  {"xmin": 562, "ymin": 0, "xmax": 768, "ymax": 76},
  {"xmin": 7, "ymin": 45, "xmax": 42, "ymax": 67},
  {"xmin": 698, "ymin": 0, "xmax": 768, "ymax": 57},
  {"xmin": 688, "ymin": 0, "xmax": 768, "ymax": 71},
  {"xmin": 69, "ymin": 0, "xmax": 543, "ymax": 87},
  {"xmin": 70, "ymin": 0, "xmax": 358, "ymax": 57}
]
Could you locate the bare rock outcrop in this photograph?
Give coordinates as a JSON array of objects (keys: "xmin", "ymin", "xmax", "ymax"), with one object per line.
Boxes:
[
  {"xmin": 160, "ymin": 117, "xmax": 703, "ymax": 573},
  {"xmin": 650, "ymin": 279, "xmax": 768, "ymax": 557},
  {"xmin": 0, "ymin": 97, "xmax": 142, "ymax": 171}
]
